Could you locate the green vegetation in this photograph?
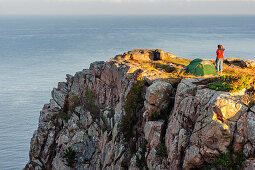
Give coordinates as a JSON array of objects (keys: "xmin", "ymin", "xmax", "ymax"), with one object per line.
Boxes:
[
  {"xmin": 84, "ymin": 86, "xmax": 100, "ymax": 118},
  {"xmin": 148, "ymin": 110, "xmax": 169, "ymax": 122},
  {"xmin": 120, "ymin": 112, "xmax": 135, "ymax": 142},
  {"xmin": 54, "ymin": 95, "xmax": 81, "ymax": 122},
  {"xmin": 63, "ymin": 147, "xmax": 76, "ymax": 168},
  {"xmin": 136, "ymin": 140, "xmax": 148, "ymax": 170},
  {"xmin": 156, "ymin": 143, "xmax": 168, "ymax": 158},
  {"xmin": 208, "ymin": 75, "xmax": 253, "ymax": 92},
  {"xmin": 217, "ymin": 148, "xmax": 246, "ymax": 170},
  {"xmin": 120, "ymin": 80, "xmax": 145, "ymax": 142},
  {"xmin": 123, "ymin": 80, "xmax": 145, "ymax": 115},
  {"xmin": 70, "ymin": 95, "xmax": 80, "ymax": 113},
  {"xmin": 55, "ymin": 111, "xmax": 69, "ymax": 121},
  {"xmin": 63, "ymin": 96, "xmax": 70, "ymax": 113},
  {"xmin": 53, "ymin": 97, "xmax": 70, "ymax": 122},
  {"xmin": 201, "ymin": 146, "xmax": 246, "ymax": 170},
  {"xmin": 121, "ymin": 157, "xmax": 130, "ymax": 170}
]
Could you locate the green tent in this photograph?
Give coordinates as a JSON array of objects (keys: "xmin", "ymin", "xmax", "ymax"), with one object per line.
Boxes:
[{"xmin": 186, "ymin": 58, "xmax": 217, "ymax": 76}]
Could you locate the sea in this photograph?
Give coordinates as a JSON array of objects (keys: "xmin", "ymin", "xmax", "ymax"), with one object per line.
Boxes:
[{"xmin": 0, "ymin": 15, "xmax": 255, "ymax": 169}]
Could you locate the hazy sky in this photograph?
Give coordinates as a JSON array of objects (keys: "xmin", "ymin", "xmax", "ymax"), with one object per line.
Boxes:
[{"xmin": 0, "ymin": 0, "xmax": 255, "ymax": 15}]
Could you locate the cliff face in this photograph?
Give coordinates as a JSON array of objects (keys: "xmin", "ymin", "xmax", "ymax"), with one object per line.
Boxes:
[{"xmin": 25, "ymin": 49, "xmax": 255, "ymax": 170}]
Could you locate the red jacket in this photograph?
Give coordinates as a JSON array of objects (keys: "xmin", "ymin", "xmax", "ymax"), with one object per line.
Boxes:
[{"xmin": 216, "ymin": 49, "xmax": 224, "ymax": 59}]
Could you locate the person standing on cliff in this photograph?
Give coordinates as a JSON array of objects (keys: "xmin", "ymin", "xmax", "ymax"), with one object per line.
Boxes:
[{"xmin": 216, "ymin": 44, "xmax": 225, "ymax": 74}]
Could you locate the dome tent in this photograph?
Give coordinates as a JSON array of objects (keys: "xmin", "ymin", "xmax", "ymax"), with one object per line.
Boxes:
[{"xmin": 185, "ymin": 58, "xmax": 217, "ymax": 76}]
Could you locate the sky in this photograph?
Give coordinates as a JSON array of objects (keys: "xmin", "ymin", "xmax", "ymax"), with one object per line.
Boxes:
[{"xmin": 0, "ymin": 0, "xmax": 255, "ymax": 15}]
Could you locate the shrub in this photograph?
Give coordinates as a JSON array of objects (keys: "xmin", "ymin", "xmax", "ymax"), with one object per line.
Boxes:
[
  {"xmin": 63, "ymin": 96, "xmax": 70, "ymax": 113},
  {"xmin": 120, "ymin": 112, "xmax": 135, "ymax": 142},
  {"xmin": 201, "ymin": 146, "xmax": 246, "ymax": 170},
  {"xmin": 63, "ymin": 147, "xmax": 76, "ymax": 168},
  {"xmin": 55, "ymin": 111, "xmax": 69, "ymax": 121},
  {"xmin": 156, "ymin": 143, "xmax": 168, "ymax": 158},
  {"xmin": 84, "ymin": 86, "xmax": 100, "ymax": 118},
  {"xmin": 70, "ymin": 95, "xmax": 80, "ymax": 113},
  {"xmin": 136, "ymin": 140, "xmax": 148, "ymax": 170},
  {"xmin": 121, "ymin": 158, "xmax": 130, "ymax": 170},
  {"xmin": 149, "ymin": 110, "xmax": 169, "ymax": 122},
  {"xmin": 208, "ymin": 75, "xmax": 253, "ymax": 92},
  {"xmin": 121, "ymin": 80, "xmax": 145, "ymax": 142},
  {"xmin": 123, "ymin": 80, "xmax": 145, "ymax": 115}
]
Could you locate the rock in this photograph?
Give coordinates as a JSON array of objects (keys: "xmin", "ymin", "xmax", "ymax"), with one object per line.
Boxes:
[
  {"xmin": 49, "ymin": 99, "xmax": 61, "ymax": 110},
  {"xmin": 73, "ymin": 136, "xmax": 95, "ymax": 162},
  {"xmin": 51, "ymin": 88, "xmax": 67, "ymax": 108},
  {"xmin": 250, "ymin": 105, "xmax": 255, "ymax": 113},
  {"xmin": 165, "ymin": 78, "xmax": 250, "ymax": 169},
  {"xmin": 145, "ymin": 80, "xmax": 173, "ymax": 107},
  {"xmin": 243, "ymin": 142, "xmax": 254, "ymax": 157},
  {"xmin": 116, "ymin": 49, "xmax": 175, "ymax": 62},
  {"xmin": 183, "ymin": 145, "xmax": 204, "ymax": 170},
  {"xmin": 144, "ymin": 120, "xmax": 164, "ymax": 148},
  {"xmin": 70, "ymin": 130, "xmax": 86, "ymax": 145},
  {"xmin": 79, "ymin": 110, "xmax": 93, "ymax": 129},
  {"xmin": 157, "ymin": 49, "xmax": 175, "ymax": 61},
  {"xmin": 88, "ymin": 123, "xmax": 99, "ymax": 137},
  {"xmin": 68, "ymin": 113, "xmax": 79, "ymax": 130},
  {"xmin": 244, "ymin": 158, "xmax": 255, "ymax": 170},
  {"xmin": 90, "ymin": 61, "xmax": 105, "ymax": 78},
  {"xmin": 144, "ymin": 100, "xmax": 160, "ymax": 117},
  {"xmin": 247, "ymin": 112, "xmax": 255, "ymax": 146},
  {"xmin": 25, "ymin": 53, "xmax": 255, "ymax": 170},
  {"xmin": 57, "ymin": 133, "xmax": 69, "ymax": 147},
  {"xmin": 225, "ymin": 58, "xmax": 247, "ymax": 68},
  {"xmin": 243, "ymin": 59, "xmax": 255, "ymax": 68},
  {"xmin": 235, "ymin": 112, "xmax": 255, "ymax": 150}
]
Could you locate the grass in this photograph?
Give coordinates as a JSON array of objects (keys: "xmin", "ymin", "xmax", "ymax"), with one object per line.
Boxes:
[
  {"xmin": 151, "ymin": 63, "xmax": 177, "ymax": 73},
  {"xmin": 166, "ymin": 57, "xmax": 191, "ymax": 67},
  {"xmin": 63, "ymin": 147, "xmax": 76, "ymax": 168},
  {"xmin": 208, "ymin": 75, "xmax": 253, "ymax": 92}
]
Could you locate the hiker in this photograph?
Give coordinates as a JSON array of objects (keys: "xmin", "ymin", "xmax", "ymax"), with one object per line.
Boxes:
[{"xmin": 216, "ymin": 44, "xmax": 225, "ymax": 73}]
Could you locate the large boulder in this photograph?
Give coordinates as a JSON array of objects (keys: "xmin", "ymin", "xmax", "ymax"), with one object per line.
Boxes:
[{"xmin": 145, "ymin": 80, "xmax": 173, "ymax": 110}]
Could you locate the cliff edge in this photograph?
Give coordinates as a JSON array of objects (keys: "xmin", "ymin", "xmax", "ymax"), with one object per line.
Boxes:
[{"xmin": 25, "ymin": 49, "xmax": 255, "ymax": 170}]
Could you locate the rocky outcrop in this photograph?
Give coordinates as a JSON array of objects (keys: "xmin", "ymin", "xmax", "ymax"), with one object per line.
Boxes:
[
  {"xmin": 115, "ymin": 49, "xmax": 175, "ymax": 62},
  {"xmin": 25, "ymin": 50, "xmax": 255, "ymax": 170},
  {"xmin": 225, "ymin": 58, "xmax": 255, "ymax": 68},
  {"xmin": 165, "ymin": 78, "xmax": 254, "ymax": 169}
]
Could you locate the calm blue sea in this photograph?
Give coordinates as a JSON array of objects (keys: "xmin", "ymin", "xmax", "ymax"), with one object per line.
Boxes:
[{"xmin": 0, "ymin": 15, "xmax": 255, "ymax": 169}]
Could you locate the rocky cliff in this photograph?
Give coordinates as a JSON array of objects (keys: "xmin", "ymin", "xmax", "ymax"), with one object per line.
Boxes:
[{"xmin": 25, "ymin": 49, "xmax": 255, "ymax": 170}]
